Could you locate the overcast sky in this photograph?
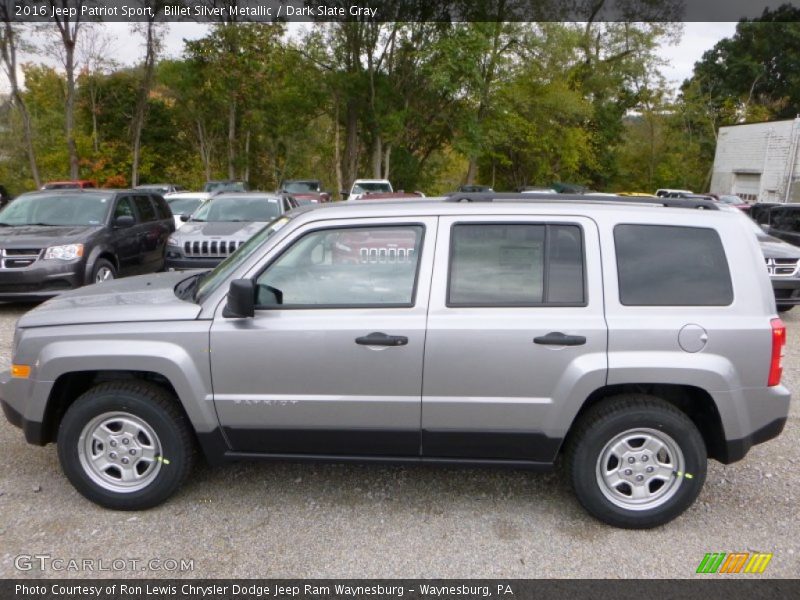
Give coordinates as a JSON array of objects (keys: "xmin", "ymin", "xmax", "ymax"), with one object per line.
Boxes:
[{"xmin": 13, "ymin": 21, "xmax": 739, "ymax": 93}]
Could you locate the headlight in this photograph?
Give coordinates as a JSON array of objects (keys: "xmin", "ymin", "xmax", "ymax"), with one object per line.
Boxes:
[
  {"xmin": 43, "ymin": 243, "xmax": 83, "ymax": 260},
  {"xmin": 168, "ymin": 235, "xmax": 180, "ymax": 246}
]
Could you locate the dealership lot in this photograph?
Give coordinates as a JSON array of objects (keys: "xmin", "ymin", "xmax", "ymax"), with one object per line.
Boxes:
[{"xmin": 0, "ymin": 301, "xmax": 797, "ymax": 579}]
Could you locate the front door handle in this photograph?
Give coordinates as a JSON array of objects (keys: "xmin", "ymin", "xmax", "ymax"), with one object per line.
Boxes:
[
  {"xmin": 533, "ymin": 332, "xmax": 586, "ymax": 346},
  {"xmin": 355, "ymin": 332, "xmax": 409, "ymax": 346}
]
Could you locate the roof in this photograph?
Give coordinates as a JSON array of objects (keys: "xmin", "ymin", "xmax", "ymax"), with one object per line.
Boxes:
[{"xmin": 286, "ymin": 193, "xmax": 725, "ymax": 221}]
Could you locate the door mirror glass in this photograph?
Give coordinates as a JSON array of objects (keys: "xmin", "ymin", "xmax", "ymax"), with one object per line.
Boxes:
[
  {"xmin": 180, "ymin": 213, "xmax": 191, "ymax": 222},
  {"xmin": 223, "ymin": 279, "xmax": 255, "ymax": 318}
]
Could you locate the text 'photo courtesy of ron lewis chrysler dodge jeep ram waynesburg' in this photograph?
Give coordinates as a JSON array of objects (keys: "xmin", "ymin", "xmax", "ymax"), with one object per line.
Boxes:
[{"xmin": 0, "ymin": 190, "xmax": 791, "ymax": 530}]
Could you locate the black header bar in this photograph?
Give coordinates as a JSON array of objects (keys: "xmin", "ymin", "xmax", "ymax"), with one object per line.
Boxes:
[{"xmin": 6, "ymin": 0, "xmax": 800, "ymax": 23}]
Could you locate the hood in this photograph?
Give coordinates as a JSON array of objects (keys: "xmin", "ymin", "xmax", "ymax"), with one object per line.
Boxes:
[
  {"xmin": 17, "ymin": 271, "xmax": 202, "ymax": 328},
  {"xmin": 0, "ymin": 225, "xmax": 97, "ymax": 247},
  {"xmin": 175, "ymin": 221, "xmax": 268, "ymax": 240},
  {"xmin": 757, "ymin": 234, "xmax": 800, "ymax": 259}
]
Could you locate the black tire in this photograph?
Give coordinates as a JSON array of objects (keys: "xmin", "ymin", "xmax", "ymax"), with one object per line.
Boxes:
[
  {"xmin": 57, "ymin": 381, "xmax": 195, "ymax": 510},
  {"xmin": 565, "ymin": 394, "xmax": 706, "ymax": 529},
  {"xmin": 777, "ymin": 305, "xmax": 793, "ymax": 313},
  {"xmin": 90, "ymin": 258, "xmax": 116, "ymax": 284}
]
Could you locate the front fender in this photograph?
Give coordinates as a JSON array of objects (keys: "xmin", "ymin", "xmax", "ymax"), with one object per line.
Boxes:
[{"xmin": 33, "ymin": 338, "xmax": 218, "ymax": 434}]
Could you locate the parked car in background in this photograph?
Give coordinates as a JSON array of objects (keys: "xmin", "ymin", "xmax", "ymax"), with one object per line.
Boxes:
[
  {"xmin": 359, "ymin": 191, "xmax": 425, "ymax": 200},
  {"xmin": 617, "ymin": 192, "xmax": 658, "ymax": 198},
  {"xmin": 1, "ymin": 195, "xmax": 789, "ymax": 530},
  {"xmin": 0, "ymin": 189, "xmax": 173, "ymax": 300},
  {"xmin": 708, "ymin": 193, "xmax": 751, "ymax": 212},
  {"xmin": 655, "ymin": 188, "xmax": 692, "ymax": 197},
  {"xmin": 165, "ymin": 193, "xmax": 294, "ymax": 270},
  {"xmin": 737, "ymin": 209, "xmax": 800, "ymax": 312},
  {"xmin": 0, "ymin": 185, "xmax": 12, "ymax": 209},
  {"xmin": 517, "ymin": 186, "xmax": 558, "ymax": 194},
  {"xmin": 345, "ymin": 179, "xmax": 393, "ymax": 200},
  {"xmin": 750, "ymin": 202, "xmax": 781, "ymax": 226},
  {"xmin": 135, "ymin": 184, "xmax": 186, "ymax": 195},
  {"xmin": 457, "ymin": 185, "xmax": 494, "ymax": 193},
  {"xmin": 164, "ymin": 192, "xmax": 211, "ymax": 229},
  {"xmin": 41, "ymin": 180, "xmax": 96, "ymax": 190},
  {"xmin": 204, "ymin": 180, "xmax": 248, "ymax": 194},
  {"xmin": 278, "ymin": 180, "xmax": 331, "ymax": 204},
  {"xmin": 761, "ymin": 204, "xmax": 800, "ymax": 248}
]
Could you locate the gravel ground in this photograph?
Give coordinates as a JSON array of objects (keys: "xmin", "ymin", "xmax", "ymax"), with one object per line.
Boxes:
[{"xmin": 0, "ymin": 302, "xmax": 797, "ymax": 579}]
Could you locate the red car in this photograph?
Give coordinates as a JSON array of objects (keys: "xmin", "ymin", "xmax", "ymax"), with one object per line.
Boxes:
[
  {"xmin": 41, "ymin": 180, "xmax": 97, "ymax": 190},
  {"xmin": 708, "ymin": 193, "xmax": 751, "ymax": 213},
  {"xmin": 279, "ymin": 179, "xmax": 331, "ymax": 204}
]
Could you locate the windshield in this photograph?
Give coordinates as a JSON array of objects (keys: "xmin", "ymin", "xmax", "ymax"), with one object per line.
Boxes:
[
  {"xmin": 0, "ymin": 193, "xmax": 111, "ymax": 226},
  {"xmin": 719, "ymin": 195, "xmax": 743, "ymax": 204},
  {"xmin": 284, "ymin": 181, "xmax": 319, "ymax": 193},
  {"xmin": 195, "ymin": 217, "xmax": 290, "ymax": 302},
  {"xmin": 190, "ymin": 195, "xmax": 280, "ymax": 222},
  {"xmin": 204, "ymin": 181, "xmax": 246, "ymax": 193},
  {"xmin": 167, "ymin": 197, "xmax": 205, "ymax": 215},
  {"xmin": 352, "ymin": 182, "xmax": 392, "ymax": 194}
]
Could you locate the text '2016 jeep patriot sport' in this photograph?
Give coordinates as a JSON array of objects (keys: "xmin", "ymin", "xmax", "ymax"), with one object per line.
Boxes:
[{"xmin": 0, "ymin": 194, "xmax": 790, "ymax": 528}]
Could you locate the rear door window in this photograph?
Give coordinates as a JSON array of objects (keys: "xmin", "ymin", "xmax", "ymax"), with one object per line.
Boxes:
[
  {"xmin": 614, "ymin": 224, "xmax": 733, "ymax": 306},
  {"xmin": 133, "ymin": 195, "xmax": 157, "ymax": 222},
  {"xmin": 447, "ymin": 223, "xmax": 585, "ymax": 306}
]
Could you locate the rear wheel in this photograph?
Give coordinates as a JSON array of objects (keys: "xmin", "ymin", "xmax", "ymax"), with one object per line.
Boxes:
[
  {"xmin": 566, "ymin": 394, "xmax": 707, "ymax": 528},
  {"xmin": 57, "ymin": 381, "xmax": 195, "ymax": 510},
  {"xmin": 777, "ymin": 305, "xmax": 793, "ymax": 313}
]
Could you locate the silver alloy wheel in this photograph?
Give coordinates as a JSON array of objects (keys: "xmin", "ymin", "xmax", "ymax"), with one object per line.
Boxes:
[
  {"xmin": 77, "ymin": 412, "xmax": 162, "ymax": 493},
  {"xmin": 94, "ymin": 266, "xmax": 114, "ymax": 283},
  {"xmin": 595, "ymin": 427, "xmax": 685, "ymax": 511}
]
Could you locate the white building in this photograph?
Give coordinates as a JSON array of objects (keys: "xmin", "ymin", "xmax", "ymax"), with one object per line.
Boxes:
[{"xmin": 710, "ymin": 117, "xmax": 800, "ymax": 203}]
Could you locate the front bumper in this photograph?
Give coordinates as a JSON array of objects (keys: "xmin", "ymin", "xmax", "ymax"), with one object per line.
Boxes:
[
  {"xmin": 0, "ymin": 259, "xmax": 85, "ymax": 300},
  {"xmin": 0, "ymin": 369, "xmax": 46, "ymax": 445},
  {"xmin": 165, "ymin": 255, "xmax": 224, "ymax": 270},
  {"xmin": 771, "ymin": 278, "xmax": 800, "ymax": 306}
]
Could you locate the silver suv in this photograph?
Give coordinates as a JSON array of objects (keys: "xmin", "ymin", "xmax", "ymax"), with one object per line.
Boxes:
[{"xmin": 0, "ymin": 195, "xmax": 790, "ymax": 528}]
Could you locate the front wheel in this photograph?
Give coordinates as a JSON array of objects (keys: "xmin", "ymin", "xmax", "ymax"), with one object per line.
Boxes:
[
  {"xmin": 566, "ymin": 395, "xmax": 707, "ymax": 528},
  {"xmin": 57, "ymin": 381, "xmax": 195, "ymax": 510},
  {"xmin": 91, "ymin": 258, "xmax": 116, "ymax": 284}
]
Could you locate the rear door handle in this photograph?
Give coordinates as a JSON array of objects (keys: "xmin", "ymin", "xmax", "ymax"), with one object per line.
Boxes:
[
  {"xmin": 533, "ymin": 332, "xmax": 586, "ymax": 346},
  {"xmin": 355, "ymin": 332, "xmax": 409, "ymax": 346}
]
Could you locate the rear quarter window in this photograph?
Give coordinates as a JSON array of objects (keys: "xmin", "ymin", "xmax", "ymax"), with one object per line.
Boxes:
[{"xmin": 614, "ymin": 224, "xmax": 733, "ymax": 306}]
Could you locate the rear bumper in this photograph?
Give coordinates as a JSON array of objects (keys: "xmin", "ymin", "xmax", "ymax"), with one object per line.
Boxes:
[
  {"xmin": 0, "ymin": 260, "xmax": 84, "ymax": 300},
  {"xmin": 720, "ymin": 416, "xmax": 787, "ymax": 464}
]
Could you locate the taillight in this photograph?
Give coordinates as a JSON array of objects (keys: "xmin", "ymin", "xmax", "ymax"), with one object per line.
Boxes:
[{"xmin": 769, "ymin": 318, "xmax": 786, "ymax": 386}]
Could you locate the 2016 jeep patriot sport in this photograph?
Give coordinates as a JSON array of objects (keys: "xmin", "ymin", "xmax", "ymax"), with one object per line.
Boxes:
[{"xmin": 0, "ymin": 194, "xmax": 790, "ymax": 528}]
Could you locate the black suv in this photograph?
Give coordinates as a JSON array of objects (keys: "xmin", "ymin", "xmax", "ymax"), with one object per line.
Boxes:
[{"xmin": 0, "ymin": 190, "xmax": 174, "ymax": 300}]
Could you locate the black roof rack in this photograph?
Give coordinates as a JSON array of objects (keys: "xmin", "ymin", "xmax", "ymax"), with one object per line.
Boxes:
[{"xmin": 443, "ymin": 192, "xmax": 720, "ymax": 210}]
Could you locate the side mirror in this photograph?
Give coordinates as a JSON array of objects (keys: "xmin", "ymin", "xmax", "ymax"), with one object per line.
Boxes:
[
  {"xmin": 223, "ymin": 279, "xmax": 255, "ymax": 318},
  {"xmin": 180, "ymin": 213, "xmax": 191, "ymax": 222},
  {"xmin": 114, "ymin": 215, "xmax": 135, "ymax": 228}
]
